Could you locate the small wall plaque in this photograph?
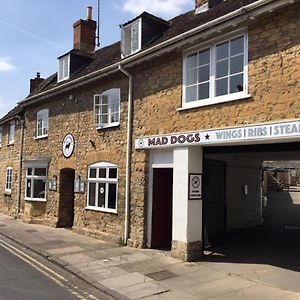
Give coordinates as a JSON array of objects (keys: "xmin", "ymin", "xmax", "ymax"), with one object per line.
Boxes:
[{"xmin": 188, "ymin": 173, "xmax": 202, "ymax": 200}]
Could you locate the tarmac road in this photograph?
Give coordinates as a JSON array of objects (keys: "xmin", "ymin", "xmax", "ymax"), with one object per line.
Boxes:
[
  {"xmin": 0, "ymin": 236, "xmax": 113, "ymax": 300},
  {"xmin": 0, "ymin": 241, "xmax": 78, "ymax": 300}
]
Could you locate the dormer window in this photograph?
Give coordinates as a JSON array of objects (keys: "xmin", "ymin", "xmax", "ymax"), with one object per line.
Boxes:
[
  {"xmin": 121, "ymin": 19, "xmax": 142, "ymax": 57},
  {"xmin": 120, "ymin": 12, "xmax": 169, "ymax": 58},
  {"xmin": 58, "ymin": 54, "xmax": 70, "ymax": 82}
]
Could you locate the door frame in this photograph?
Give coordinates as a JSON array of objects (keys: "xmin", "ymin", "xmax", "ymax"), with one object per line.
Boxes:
[{"xmin": 147, "ymin": 151, "xmax": 173, "ymax": 248}]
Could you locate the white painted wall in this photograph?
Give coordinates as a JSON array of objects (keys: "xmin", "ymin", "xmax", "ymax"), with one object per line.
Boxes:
[{"xmin": 173, "ymin": 146, "xmax": 203, "ymax": 243}]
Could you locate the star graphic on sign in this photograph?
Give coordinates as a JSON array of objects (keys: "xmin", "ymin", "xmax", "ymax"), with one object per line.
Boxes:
[{"xmin": 205, "ymin": 134, "xmax": 210, "ymax": 140}]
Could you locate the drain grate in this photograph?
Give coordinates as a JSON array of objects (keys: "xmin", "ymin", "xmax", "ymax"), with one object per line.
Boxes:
[
  {"xmin": 25, "ymin": 229, "xmax": 38, "ymax": 233},
  {"xmin": 146, "ymin": 270, "xmax": 178, "ymax": 281},
  {"xmin": 0, "ymin": 224, "xmax": 6, "ymax": 227}
]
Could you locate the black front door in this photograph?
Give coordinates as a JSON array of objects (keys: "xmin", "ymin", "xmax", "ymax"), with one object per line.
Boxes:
[
  {"xmin": 203, "ymin": 159, "xmax": 226, "ymax": 248},
  {"xmin": 151, "ymin": 168, "xmax": 173, "ymax": 249}
]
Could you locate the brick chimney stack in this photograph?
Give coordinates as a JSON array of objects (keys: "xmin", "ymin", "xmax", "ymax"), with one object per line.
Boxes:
[
  {"xmin": 73, "ymin": 6, "xmax": 96, "ymax": 53},
  {"xmin": 30, "ymin": 72, "xmax": 44, "ymax": 93}
]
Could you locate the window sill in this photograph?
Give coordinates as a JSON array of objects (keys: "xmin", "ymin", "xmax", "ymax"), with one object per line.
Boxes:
[
  {"xmin": 35, "ymin": 135, "xmax": 48, "ymax": 140},
  {"xmin": 4, "ymin": 190, "xmax": 12, "ymax": 196},
  {"xmin": 178, "ymin": 93, "xmax": 252, "ymax": 111},
  {"xmin": 24, "ymin": 198, "xmax": 47, "ymax": 202},
  {"xmin": 7, "ymin": 142, "xmax": 14, "ymax": 146},
  {"xmin": 57, "ymin": 77, "xmax": 69, "ymax": 83},
  {"xmin": 96, "ymin": 123, "xmax": 120, "ymax": 130},
  {"xmin": 85, "ymin": 206, "xmax": 117, "ymax": 214}
]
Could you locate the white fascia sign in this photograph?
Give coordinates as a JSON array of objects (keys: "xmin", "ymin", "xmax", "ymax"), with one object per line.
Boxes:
[{"xmin": 135, "ymin": 120, "xmax": 300, "ymax": 149}]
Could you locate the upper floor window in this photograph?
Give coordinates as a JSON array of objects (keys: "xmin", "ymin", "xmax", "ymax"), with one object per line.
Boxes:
[
  {"xmin": 25, "ymin": 167, "xmax": 47, "ymax": 201},
  {"xmin": 5, "ymin": 167, "xmax": 13, "ymax": 193},
  {"xmin": 94, "ymin": 89, "xmax": 120, "ymax": 129},
  {"xmin": 58, "ymin": 54, "xmax": 70, "ymax": 82},
  {"xmin": 183, "ymin": 33, "xmax": 248, "ymax": 108},
  {"xmin": 36, "ymin": 109, "xmax": 49, "ymax": 138},
  {"xmin": 8, "ymin": 121, "xmax": 15, "ymax": 145},
  {"xmin": 121, "ymin": 19, "xmax": 142, "ymax": 57},
  {"xmin": 0, "ymin": 126, "xmax": 2, "ymax": 147},
  {"xmin": 87, "ymin": 162, "xmax": 118, "ymax": 213}
]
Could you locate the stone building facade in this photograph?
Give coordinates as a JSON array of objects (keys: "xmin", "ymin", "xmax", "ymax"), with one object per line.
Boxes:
[
  {"xmin": 0, "ymin": 0, "xmax": 299, "ymax": 261},
  {"xmin": 0, "ymin": 107, "xmax": 24, "ymax": 216}
]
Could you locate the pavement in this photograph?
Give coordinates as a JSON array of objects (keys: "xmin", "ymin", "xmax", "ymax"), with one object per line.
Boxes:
[{"xmin": 0, "ymin": 213, "xmax": 300, "ymax": 300}]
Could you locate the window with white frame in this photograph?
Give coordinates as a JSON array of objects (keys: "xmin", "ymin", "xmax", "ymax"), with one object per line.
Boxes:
[
  {"xmin": 87, "ymin": 162, "xmax": 118, "ymax": 213},
  {"xmin": 94, "ymin": 89, "xmax": 120, "ymax": 128},
  {"xmin": 8, "ymin": 121, "xmax": 15, "ymax": 145},
  {"xmin": 36, "ymin": 109, "xmax": 49, "ymax": 138},
  {"xmin": 0, "ymin": 126, "xmax": 2, "ymax": 147},
  {"xmin": 183, "ymin": 33, "xmax": 248, "ymax": 108},
  {"xmin": 5, "ymin": 167, "xmax": 13, "ymax": 192},
  {"xmin": 25, "ymin": 167, "xmax": 47, "ymax": 201},
  {"xmin": 58, "ymin": 54, "xmax": 70, "ymax": 82},
  {"xmin": 121, "ymin": 19, "xmax": 142, "ymax": 57}
]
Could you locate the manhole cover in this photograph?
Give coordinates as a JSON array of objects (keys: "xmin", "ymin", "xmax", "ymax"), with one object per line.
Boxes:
[
  {"xmin": 25, "ymin": 229, "xmax": 38, "ymax": 233},
  {"xmin": 146, "ymin": 270, "xmax": 178, "ymax": 281}
]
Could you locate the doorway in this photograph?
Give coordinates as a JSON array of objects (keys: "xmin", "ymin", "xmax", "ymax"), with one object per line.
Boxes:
[
  {"xmin": 57, "ymin": 168, "xmax": 75, "ymax": 228},
  {"xmin": 151, "ymin": 168, "xmax": 173, "ymax": 249},
  {"xmin": 203, "ymin": 159, "xmax": 227, "ymax": 248}
]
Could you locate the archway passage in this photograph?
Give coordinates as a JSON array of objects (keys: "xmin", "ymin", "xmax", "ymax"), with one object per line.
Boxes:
[
  {"xmin": 203, "ymin": 142, "xmax": 300, "ymax": 284},
  {"xmin": 57, "ymin": 168, "xmax": 75, "ymax": 228}
]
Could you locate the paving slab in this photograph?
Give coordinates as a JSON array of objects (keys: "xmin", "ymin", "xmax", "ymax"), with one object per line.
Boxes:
[
  {"xmin": 47, "ymin": 245, "xmax": 85, "ymax": 255},
  {"xmin": 84, "ymin": 266, "xmax": 129, "ymax": 281},
  {"xmin": 118, "ymin": 282, "xmax": 169, "ymax": 299},
  {"xmin": 212, "ymin": 284, "xmax": 300, "ymax": 300},
  {"xmin": 100, "ymin": 272, "xmax": 153, "ymax": 290},
  {"xmin": 142, "ymin": 289, "xmax": 200, "ymax": 300}
]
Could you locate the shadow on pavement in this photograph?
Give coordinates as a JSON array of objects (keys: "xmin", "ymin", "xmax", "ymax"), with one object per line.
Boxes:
[{"xmin": 203, "ymin": 190, "xmax": 300, "ymax": 273}]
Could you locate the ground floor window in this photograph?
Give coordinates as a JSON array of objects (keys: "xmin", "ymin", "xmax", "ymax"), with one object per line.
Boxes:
[
  {"xmin": 87, "ymin": 162, "xmax": 118, "ymax": 213},
  {"xmin": 25, "ymin": 167, "xmax": 47, "ymax": 201},
  {"xmin": 5, "ymin": 167, "xmax": 13, "ymax": 193}
]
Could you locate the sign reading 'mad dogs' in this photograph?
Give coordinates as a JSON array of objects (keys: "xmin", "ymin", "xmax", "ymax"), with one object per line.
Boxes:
[{"xmin": 135, "ymin": 120, "xmax": 300, "ymax": 149}]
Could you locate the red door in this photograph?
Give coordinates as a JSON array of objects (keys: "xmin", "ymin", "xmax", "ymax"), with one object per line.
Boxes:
[{"xmin": 151, "ymin": 168, "xmax": 173, "ymax": 249}]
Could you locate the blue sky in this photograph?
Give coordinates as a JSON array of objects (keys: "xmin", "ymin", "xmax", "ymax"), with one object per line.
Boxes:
[{"xmin": 0, "ymin": 0, "xmax": 194, "ymax": 118}]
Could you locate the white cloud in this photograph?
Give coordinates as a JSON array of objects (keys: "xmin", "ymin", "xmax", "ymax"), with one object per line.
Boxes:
[
  {"xmin": 0, "ymin": 57, "xmax": 15, "ymax": 72},
  {"xmin": 122, "ymin": 0, "xmax": 191, "ymax": 18}
]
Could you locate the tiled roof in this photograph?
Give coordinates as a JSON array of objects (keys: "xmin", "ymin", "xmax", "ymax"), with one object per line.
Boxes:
[
  {"xmin": 0, "ymin": 105, "xmax": 23, "ymax": 125},
  {"xmin": 26, "ymin": 0, "xmax": 259, "ymax": 99}
]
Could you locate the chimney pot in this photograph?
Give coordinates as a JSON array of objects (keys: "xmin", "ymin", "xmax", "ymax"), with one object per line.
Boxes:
[{"xmin": 87, "ymin": 6, "xmax": 93, "ymax": 20}]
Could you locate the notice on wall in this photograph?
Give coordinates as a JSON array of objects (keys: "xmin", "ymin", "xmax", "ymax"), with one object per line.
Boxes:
[{"xmin": 189, "ymin": 173, "xmax": 202, "ymax": 200}]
